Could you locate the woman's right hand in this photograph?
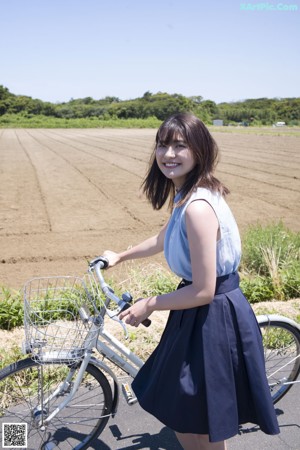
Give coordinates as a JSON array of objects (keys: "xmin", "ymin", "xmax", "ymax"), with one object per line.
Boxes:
[{"xmin": 102, "ymin": 250, "xmax": 121, "ymax": 268}]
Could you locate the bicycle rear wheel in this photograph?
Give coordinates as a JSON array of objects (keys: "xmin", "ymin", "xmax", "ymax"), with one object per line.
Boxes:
[
  {"xmin": 0, "ymin": 357, "xmax": 113, "ymax": 449},
  {"xmin": 259, "ymin": 320, "xmax": 300, "ymax": 403}
]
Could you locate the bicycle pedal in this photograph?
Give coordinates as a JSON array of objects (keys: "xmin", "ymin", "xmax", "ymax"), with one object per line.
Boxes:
[{"xmin": 122, "ymin": 382, "xmax": 137, "ymax": 405}]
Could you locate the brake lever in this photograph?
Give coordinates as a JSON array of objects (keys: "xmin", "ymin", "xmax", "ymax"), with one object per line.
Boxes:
[
  {"xmin": 104, "ymin": 306, "xmax": 129, "ymax": 339},
  {"xmin": 119, "ymin": 292, "xmax": 151, "ymax": 327},
  {"xmin": 119, "ymin": 302, "xmax": 151, "ymax": 328}
]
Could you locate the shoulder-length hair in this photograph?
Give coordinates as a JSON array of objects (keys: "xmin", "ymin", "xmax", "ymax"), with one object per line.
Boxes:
[{"xmin": 142, "ymin": 113, "xmax": 229, "ymax": 210}]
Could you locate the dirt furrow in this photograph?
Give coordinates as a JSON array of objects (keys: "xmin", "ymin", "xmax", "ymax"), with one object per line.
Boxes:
[{"xmin": 0, "ymin": 129, "xmax": 298, "ymax": 290}]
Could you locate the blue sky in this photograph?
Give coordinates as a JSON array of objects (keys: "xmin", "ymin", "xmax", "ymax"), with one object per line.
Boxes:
[{"xmin": 1, "ymin": 0, "xmax": 299, "ymax": 104}]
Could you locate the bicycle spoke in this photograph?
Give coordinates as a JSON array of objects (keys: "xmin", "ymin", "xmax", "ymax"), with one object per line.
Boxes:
[
  {"xmin": 260, "ymin": 320, "xmax": 300, "ymax": 403},
  {"xmin": 0, "ymin": 359, "xmax": 112, "ymax": 449}
]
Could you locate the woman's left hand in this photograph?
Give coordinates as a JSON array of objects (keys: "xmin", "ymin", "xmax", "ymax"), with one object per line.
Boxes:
[{"xmin": 119, "ymin": 297, "xmax": 153, "ymax": 327}]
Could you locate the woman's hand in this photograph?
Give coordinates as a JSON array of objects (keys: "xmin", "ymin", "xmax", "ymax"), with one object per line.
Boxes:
[
  {"xmin": 119, "ymin": 297, "xmax": 154, "ymax": 327},
  {"xmin": 102, "ymin": 250, "xmax": 121, "ymax": 268}
]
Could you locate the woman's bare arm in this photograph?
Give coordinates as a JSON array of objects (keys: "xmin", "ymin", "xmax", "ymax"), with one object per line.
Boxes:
[
  {"xmin": 103, "ymin": 221, "xmax": 168, "ymax": 267},
  {"xmin": 119, "ymin": 200, "xmax": 219, "ymax": 326}
]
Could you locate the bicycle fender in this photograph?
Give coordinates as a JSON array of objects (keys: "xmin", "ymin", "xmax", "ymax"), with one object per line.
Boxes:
[
  {"xmin": 256, "ymin": 314, "xmax": 300, "ymax": 331},
  {"xmin": 89, "ymin": 356, "xmax": 120, "ymax": 417}
]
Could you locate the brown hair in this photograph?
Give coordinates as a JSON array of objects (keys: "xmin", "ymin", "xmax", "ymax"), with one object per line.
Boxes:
[{"xmin": 142, "ymin": 113, "xmax": 229, "ymax": 210}]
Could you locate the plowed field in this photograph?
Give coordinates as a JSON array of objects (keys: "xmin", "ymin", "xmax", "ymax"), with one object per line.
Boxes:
[{"xmin": 1, "ymin": 128, "xmax": 299, "ymax": 289}]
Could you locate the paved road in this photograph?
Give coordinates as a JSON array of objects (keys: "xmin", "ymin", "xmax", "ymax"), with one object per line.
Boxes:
[{"xmin": 91, "ymin": 380, "xmax": 300, "ymax": 449}]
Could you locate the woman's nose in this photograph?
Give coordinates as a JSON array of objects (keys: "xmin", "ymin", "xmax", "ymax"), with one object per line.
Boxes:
[{"xmin": 164, "ymin": 146, "xmax": 176, "ymax": 157}]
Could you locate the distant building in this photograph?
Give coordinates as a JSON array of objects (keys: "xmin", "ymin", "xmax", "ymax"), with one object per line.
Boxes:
[{"xmin": 213, "ymin": 119, "xmax": 223, "ymax": 126}]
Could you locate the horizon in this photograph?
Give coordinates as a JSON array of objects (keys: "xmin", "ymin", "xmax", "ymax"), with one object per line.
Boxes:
[{"xmin": 2, "ymin": 85, "xmax": 299, "ymax": 105}]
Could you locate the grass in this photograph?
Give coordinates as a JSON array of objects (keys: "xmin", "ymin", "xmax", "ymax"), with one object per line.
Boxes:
[
  {"xmin": 253, "ymin": 299, "xmax": 300, "ymax": 320},
  {"xmin": 0, "ymin": 114, "xmax": 161, "ymax": 129},
  {"xmin": 240, "ymin": 222, "xmax": 300, "ymax": 302},
  {"xmin": 0, "ymin": 114, "xmax": 299, "ymax": 135},
  {"xmin": 114, "ymin": 260, "xmax": 179, "ymax": 298}
]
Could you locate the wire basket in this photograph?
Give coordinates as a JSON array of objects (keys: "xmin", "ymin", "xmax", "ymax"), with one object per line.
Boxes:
[{"xmin": 23, "ymin": 276, "xmax": 102, "ymax": 363}]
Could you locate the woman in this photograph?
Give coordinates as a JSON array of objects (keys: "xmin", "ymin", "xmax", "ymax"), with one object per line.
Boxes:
[{"xmin": 103, "ymin": 113, "xmax": 279, "ymax": 450}]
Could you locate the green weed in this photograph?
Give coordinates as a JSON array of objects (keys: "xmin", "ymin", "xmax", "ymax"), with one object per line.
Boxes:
[
  {"xmin": 0, "ymin": 114, "xmax": 161, "ymax": 129},
  {"xmin": 0, "ymin": 287, "xmax": 23, "ymax": 330},
  {"xmin": 241, "ymin": 222, "xmax": 300, "ymax": 301}
]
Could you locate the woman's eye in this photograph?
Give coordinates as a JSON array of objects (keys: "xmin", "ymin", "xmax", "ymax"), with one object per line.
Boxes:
[{"xmin": 157, "ymin": 142, "xmax": 187, "ymax": 151}]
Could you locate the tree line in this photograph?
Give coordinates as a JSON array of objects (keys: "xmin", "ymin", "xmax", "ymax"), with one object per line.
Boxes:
[{"xmin": 0, "ymin": 85, "xmax": 299, "ymax": 126}]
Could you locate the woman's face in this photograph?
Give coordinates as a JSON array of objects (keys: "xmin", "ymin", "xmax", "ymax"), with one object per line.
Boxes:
[{"xmin": 155, "ymin": 135, "xmax": 196, "ymax": 189}]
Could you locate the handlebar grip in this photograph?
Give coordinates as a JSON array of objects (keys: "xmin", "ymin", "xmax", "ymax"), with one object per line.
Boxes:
[
  {"xmin": 100, "ymin": 257, "xmax": 109, "ymax": 269},
  {"xmin": 120, "ymin": 303, "xmax": 151, "ymax": 328},
  {"xmin": 141, "ymin": 317, "xmax": 151, "ymax": 327},
  {"xmin": 89, "ymin": 256, "xmax": 109, "ymax": 269}
]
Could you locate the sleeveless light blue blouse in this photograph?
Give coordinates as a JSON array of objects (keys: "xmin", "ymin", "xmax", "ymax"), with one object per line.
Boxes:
[{"xmin": 164, "ymin": 188, "xmax": 241, "ymax": 280}]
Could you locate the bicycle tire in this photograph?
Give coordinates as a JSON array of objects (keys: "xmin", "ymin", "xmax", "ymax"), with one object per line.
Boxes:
[
  {"xmin": 259, "ymin": 320, "xmax": 300, "ymax": 404},
  {"xmin": 0, "ymin": 357, "xmax": 113, "ymax": 449}
]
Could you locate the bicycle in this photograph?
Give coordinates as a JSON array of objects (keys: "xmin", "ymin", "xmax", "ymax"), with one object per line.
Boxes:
[{"xmin": 0, "ymin": 257, "xmax": 299, "ymax": 449}]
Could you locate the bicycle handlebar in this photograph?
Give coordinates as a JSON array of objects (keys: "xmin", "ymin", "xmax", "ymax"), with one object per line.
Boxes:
[{"xmin": 89, "ymin": 257, "xmax": 151, "ymax": 327}]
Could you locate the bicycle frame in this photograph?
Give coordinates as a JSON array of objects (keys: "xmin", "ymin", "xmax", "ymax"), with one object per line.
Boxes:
[{"xmin": 33, "ymin": 258, "xmax": 145, "ymax": 425}]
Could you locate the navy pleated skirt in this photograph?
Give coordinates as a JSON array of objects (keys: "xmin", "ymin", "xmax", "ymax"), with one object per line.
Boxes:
[{"xmin": 131, "ymin": 272, "xmax": 280, "ymax": 442}]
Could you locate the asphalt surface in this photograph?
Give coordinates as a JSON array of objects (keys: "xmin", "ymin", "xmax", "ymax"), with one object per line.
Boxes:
[{"xmin": 90, "ymin": 379, "xmax": 300, "ymax": 450}]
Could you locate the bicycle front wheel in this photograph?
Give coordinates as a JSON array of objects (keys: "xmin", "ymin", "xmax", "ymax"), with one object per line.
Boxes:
[
  {"xmin": 259, "ymin": 320, "xmax": 300, "ymax": 403},
  {"xmin": 0, "ymin": 357, "xmax": 113, "ymax": 449}
]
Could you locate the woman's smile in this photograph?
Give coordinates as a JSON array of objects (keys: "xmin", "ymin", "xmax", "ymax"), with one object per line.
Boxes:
[{"xmin": 163, "ymin": 162, "xmax": 181, "ymax": 167}]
